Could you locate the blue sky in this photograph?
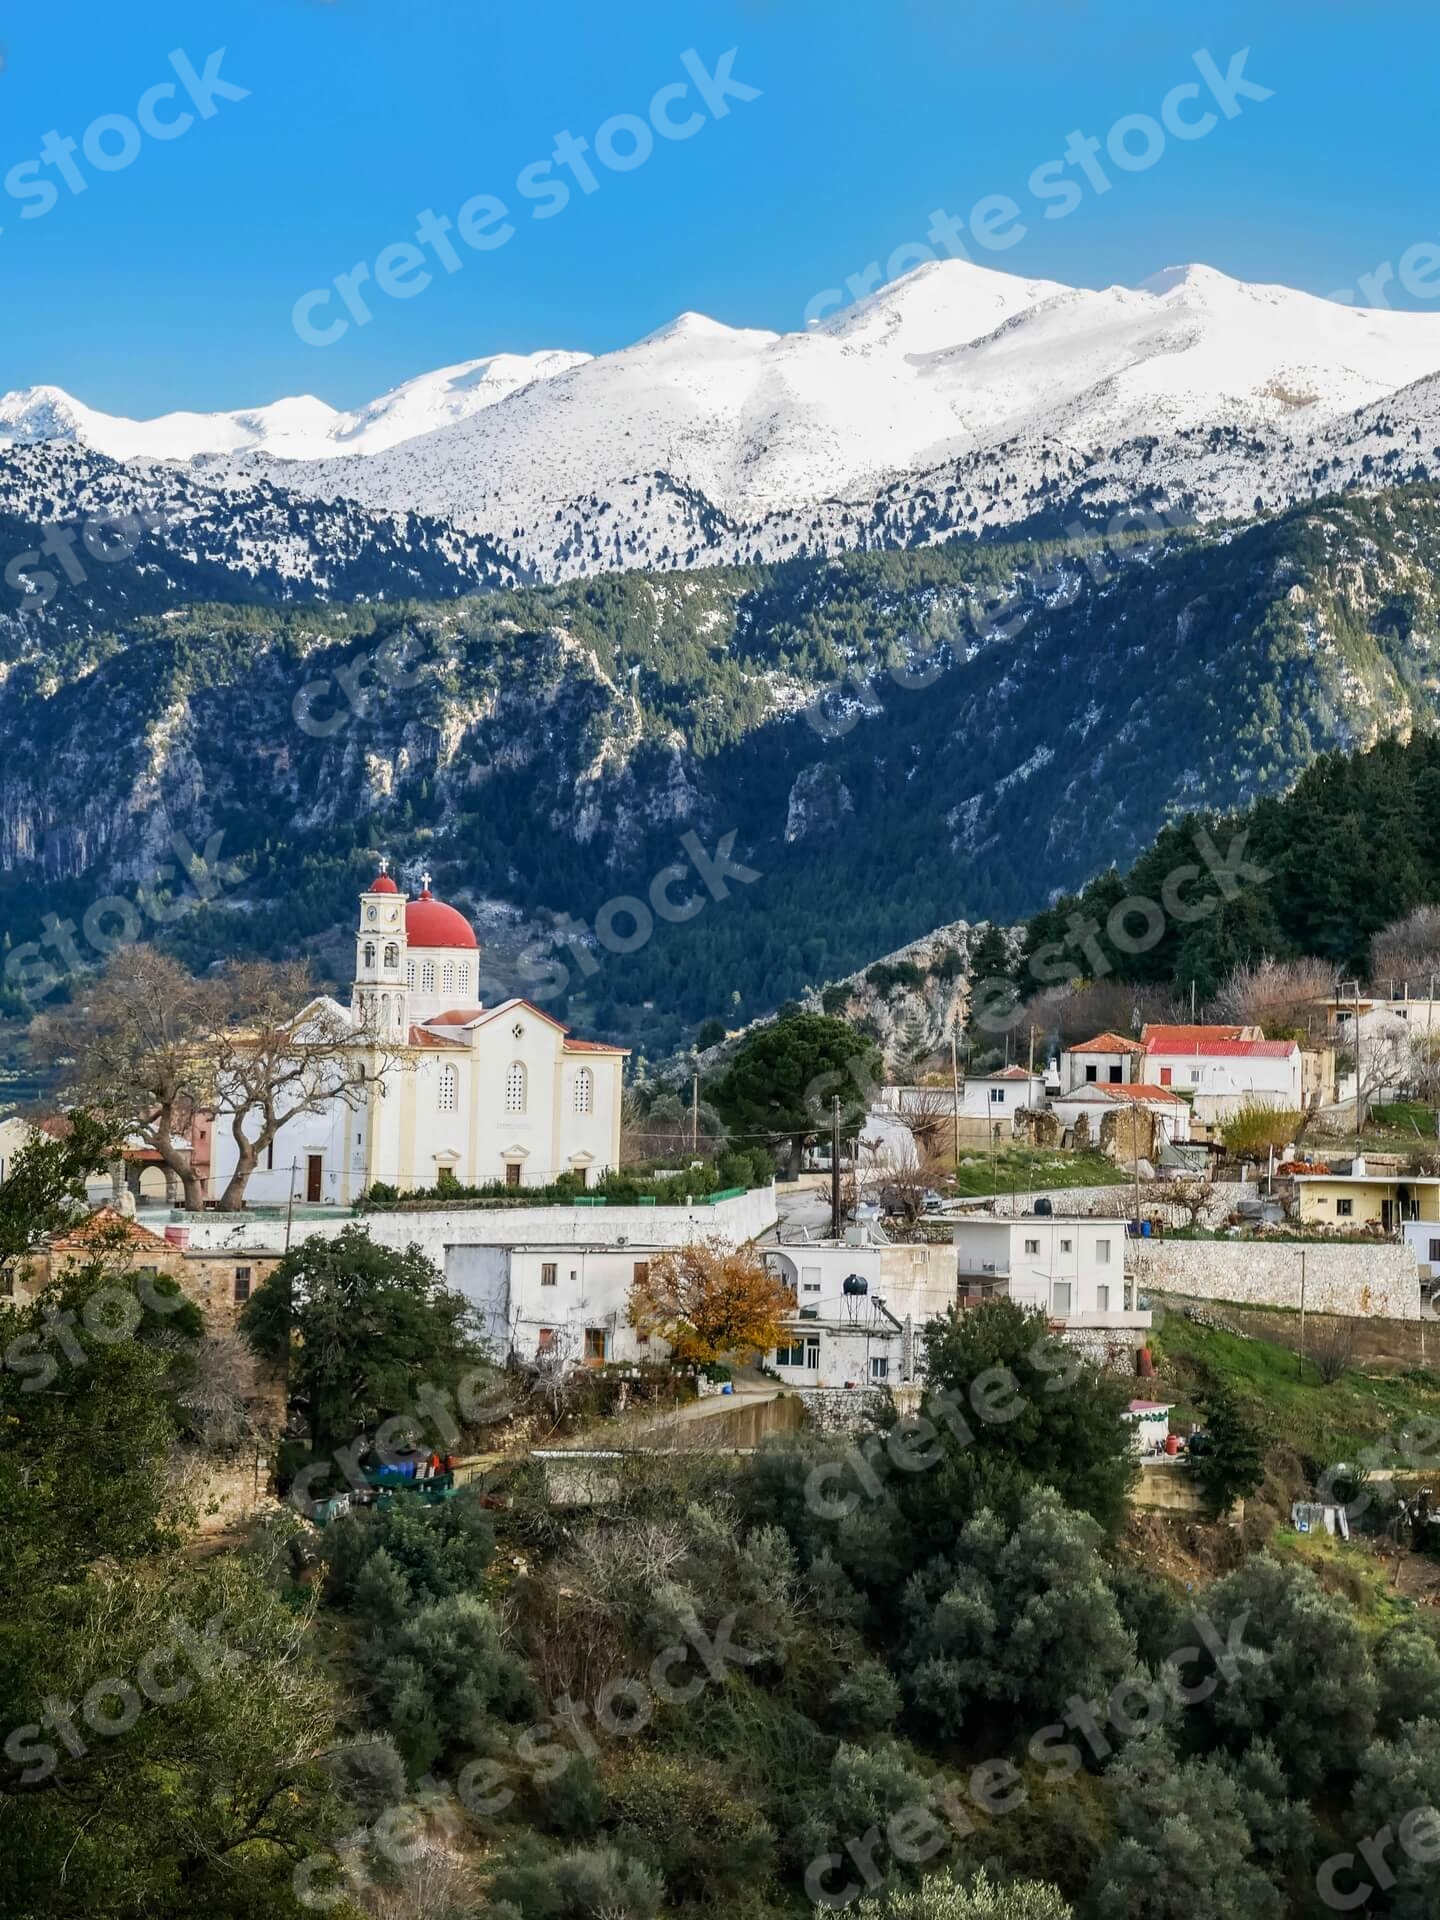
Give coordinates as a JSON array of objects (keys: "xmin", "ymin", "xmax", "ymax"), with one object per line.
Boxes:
[{"xmin": 2, "ymin": 0, "xmax": 1437, "ymax": 415}]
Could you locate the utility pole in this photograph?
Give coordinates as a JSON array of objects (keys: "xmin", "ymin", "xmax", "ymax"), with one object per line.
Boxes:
[
  {"xmin": 284, "ymin": 1162, "xmax": 298, "ymax": 1254},
  {"xmin": 830, "ymin": 1095, "xmax": 841, "ymax": 1241},
  {"xmin": 1299, "ymin": 1247, "xmax": 1307, "ymax": 1380},
  {"xmin": 1028, "ymin": 1024, "xmax": 1036, "ymax": 1076},
  {"xmin": 951, "ymin": 1023, "xmax": 961, "ymax": 1168},
  {"xmin": 691, "ymin": 1071, "xmax": 699, "ymax": 1154}
]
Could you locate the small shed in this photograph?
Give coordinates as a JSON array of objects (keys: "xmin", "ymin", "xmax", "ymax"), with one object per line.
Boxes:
[{"xmin": 1122, "ymin": 1399, "xmax": 1173, "ymax": 1456}]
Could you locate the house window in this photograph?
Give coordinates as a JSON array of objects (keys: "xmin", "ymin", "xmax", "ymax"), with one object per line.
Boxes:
[
  {"xmin": 801, "ymin": 1265, "xmax": 821, "ymax": 1294},
  {"xmin": 1108, "ymin": 1065, "xmax": 1122, "ymax": 1084},
  {"xmin": 806, "ymin": 1336, "xmax": 820, "ymax": 1368},
  {"xmin": 422, "ymin": 962, "xmax": 436, "ymax": 992},
  {"xmin": 633, "ymin": 1261, "xmax": 650, "ymax": 1288},
  {"xmin": 438, "ymin": 1064, "xmax": 458, "ymax": 1113},
  {"xmin": 1060, "ymin": 1238, "xmax": 1073, "ymax": 1254},
  {"xmin": 442, "ymin": 963, "xmax": 455, "ymax": 993},
  {"xmin": 990, "ymin": 1086, "xmax": 1004, "ymax": 1104},
  {"xmin": 1052, "ymin": 1281, "xmax": 1072, "ymax": 1316},
  {"xmin": 1097, "ymin": 1284, "xmax": 1110, "ymax": 1311},
  {"xmin": 1085, "ymin": 1064, "xmax": 1098, "ymax": 1083},
  {"xmin": 1023, "ymin": 1238, "xmax": 1040, "ymax": 1255},
  {"xmin": 537, "ymin": 1327, "xmax": 555, "ymax": 1352},
  {"xmin": 233, "ymin": 1268, "xmax": 251, "ymax": 1304},
  {"xmin": 574, "ymin": 1067, "xmax": 593, "ymax": 1115},
  {"xmin": 541, "ymin": 1262, "xmax": 557, "ymax": 1287},
  {"xmin": 384, "ymin": 942, "xmax": 399, "ymax": 969},
  {"xmin": 1337, "ymin": 1198, "xmax": 1353, "ymax": 1218},
  {"xmin": 1188, "ymin": 1068, "xmax": 1200, "ymax": 1085},
  {"xmin": 505, "ymin": 1062, "xmax": 527, "ymax": 1114},
  {"xmin": 1096, "ymin": 1239, "xmax": 1111, "ymax": 1264},
  {"xmin": 362, "ymin": 941, "xmax": 376, "ymax": 969},
  {"xmin": 870, "ymin": 1356, "xmax": 890, "ymax": 1382},
  {"xmin": 775, "ymin": 1341, "xmax": 806, "ymax": 1367},
  {"xmin": 584, "ymin": 1327, "xmax": 607, "ymax": 1363},
  {"xmin": 1430, "ymin": 1238, "xmax": 1440, "ymax": 1263}
]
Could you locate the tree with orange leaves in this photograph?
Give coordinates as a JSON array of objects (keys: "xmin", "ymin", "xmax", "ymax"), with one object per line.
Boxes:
[{"xmin": 627, "ymin": 1238, "xmax": 796, "ymax": 1364}]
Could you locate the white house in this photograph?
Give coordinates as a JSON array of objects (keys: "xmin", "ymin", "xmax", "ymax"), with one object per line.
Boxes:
[
  {"xmin": 451, "ymin": 1243, "xmax": 673, "ymax": 1366},
  {"xmin": 761, "ymin": 1237, "xmax": 959, "ymax": 1389},
  {"xmin": 1139, "ymin": 1024, "xmax": 1301, "ymax": 1114},
  {"xmin": 208, "ymin": 866, "xmax": 627, "ymax": 1207},
  {"xmin": 1059, "ymin": 1032, "xmax": 1145, "ymax": 1093},
  {"xmin": 952, "ymin": 1213, "xmax": 1150, "ymax": 1332}
]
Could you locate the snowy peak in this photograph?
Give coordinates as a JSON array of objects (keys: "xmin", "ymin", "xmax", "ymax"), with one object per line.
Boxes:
[
  {"xmin": 0, "ymin": 347, "xmax": 590, "ymax": 465},
  {"xmin": 7, "ymin": 258, "xmax": 1440, "ymax": 584}
]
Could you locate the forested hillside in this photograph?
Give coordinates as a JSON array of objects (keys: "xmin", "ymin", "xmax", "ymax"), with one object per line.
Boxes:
[
  {"xmin": 6, "ymin": 484, "xmax": 1440, "ymax": 1045},
  {"xmin": 1013, "ymin": 730, "xmax": 1440, "ymax": 1000}
]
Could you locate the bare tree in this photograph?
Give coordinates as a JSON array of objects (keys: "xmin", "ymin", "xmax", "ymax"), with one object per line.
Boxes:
[
  {"xmin": 1307, "ymin": 1318, "xmax": 1356, "ymax": 1386},
  {"xmin": 1167, "ymin": 1173, "xmax": 1218, "ymax": 1229},
  {"xmin": 39, "ymin": 948, "xmax": 214, "ymax": 1210},
  {"xmin": 1371, "ymin": 905, "xmax": 1440, "ymax": 995},
  {"xmin": 899, "ymin": 1084, "xmax": 956, "ymax": 1159},
  {"xmin": 1215, "ymin": 955, "xmax": 1338, "ymax": 1039},
  {"xmin": 207, "ymin": 961, "xmax": 405, "ymax": 1212}
]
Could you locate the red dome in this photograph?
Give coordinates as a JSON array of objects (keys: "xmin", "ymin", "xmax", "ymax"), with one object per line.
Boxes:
[
  {"xmin": 367, "ymin": 873, "xmax": 399, "ymax": 895},
  {"xmin": 405, "ymin": 888, "xmax": 478, "ymax": 950}
]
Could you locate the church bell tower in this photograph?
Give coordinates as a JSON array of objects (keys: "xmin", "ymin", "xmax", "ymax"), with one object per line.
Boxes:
[{"xmin": 354, "ymin": 858, "xmax": 408, "ymax": 1041}]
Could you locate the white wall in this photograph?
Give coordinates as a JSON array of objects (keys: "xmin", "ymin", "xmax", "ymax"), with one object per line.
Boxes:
[
  {"xmin": 449, "ymin": 1244, "xmax": 674, "ymax": 1363},
  {"xmin": 953, "ymin": 1215, "xmax": 1137, "ymax": 1323},
  {"xmin": 150, "ymin": 1185, "xmax": 779, "ymax": 1263},
  {"xmin": 1061, "ymin": 1050, "xmax": 1135, "ymax": 1093},
  {"xmin": 1145, "ymin": 1048, "xmax": 1300, "ymax": 1104}
]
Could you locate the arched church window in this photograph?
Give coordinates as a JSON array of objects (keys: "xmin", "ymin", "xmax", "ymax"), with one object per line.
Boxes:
[
  {"xmin": 422, "ymin": 962, "xmax": 436, "ymax": 992},
  {"xmin": 362, "ymin": 941, "xmax": 376, "ymax": 969},
  {"xmin": 573, "ymin": 1067, "xmax": 593, "ymax": 1115},
  {"xmin": 505, "ymin": 1061, "xmax": 527, "ymax": 1114},
  {"xmin": 407, "ymin": 962, "xmax": 416, "ymax": 987},
  {"xmin": 438, "ymin": 1064, "xmax": 458, "ymax": 1112},
  {"xmin": 384, "ymin": 942, "xmax": 399, "ymax": 969},
  {"xmin": 442, "ymin": 963, "xmax": 455, "ymax": 993},
  {"xmin": 458, "ymin": 966, "xmax": 470, "ymax": 995}
]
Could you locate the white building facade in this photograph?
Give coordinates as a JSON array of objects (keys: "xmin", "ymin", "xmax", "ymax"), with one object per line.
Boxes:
[
  {"xmin": 208, "ymin": 867, "xmax": 627, "ymax": 1207},
  {"xmin": 952, "ymin": 1213, "xmax": 1149, "ymax": 1331}
]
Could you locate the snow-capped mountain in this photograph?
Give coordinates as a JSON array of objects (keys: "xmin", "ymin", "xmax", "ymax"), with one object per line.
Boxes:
[
  {"xmin": 7, "ymin": 260, "xmax": 1440, "ymax": 579},
  {"xmin": 0, "ymin": 349, "xmax": 589, "ymax": 465}
]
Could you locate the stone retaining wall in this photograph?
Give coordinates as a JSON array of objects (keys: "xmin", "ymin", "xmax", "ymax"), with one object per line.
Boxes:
[{"xmin": 1133, "ymin": 1238, "xmax": 1422, "ymax": 1320}]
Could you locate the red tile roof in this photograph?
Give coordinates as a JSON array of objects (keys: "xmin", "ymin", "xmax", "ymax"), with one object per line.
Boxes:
[
  {"xmin": 1112, "ymin": 1083, "xmax": 1189, "ymax": 1104},
  {"xmin": 424, "ymin": 1008, "xmax": 487, "ymax": 1026},
  {"xmin": 1068, "ymin": 1032, "xmax": 1145, "ymax": 1053},
  {"xmin": 1148, "ymin": 1037, "xmax": 1298, "ymax": 1058},
  {"xmin": 562, "ymin": 1038, "xmax": 630, "ymax": 1054},
  {"xmin": 49, "ymin": 1207, "xmax": 169, "ymax": 1251},
  {"xmin": 407, "ymin": 1026, "xmax": 467, "ymax": 1049},
  {"xmin": 1141, "ymin": 1023, "xmax": 1246, "ymax": 1048}
]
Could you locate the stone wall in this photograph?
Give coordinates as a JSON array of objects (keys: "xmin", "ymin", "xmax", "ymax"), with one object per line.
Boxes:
[
  {"xmin": 1134, "ymin": 1238, "xmax": 1423, "ymax": 1320},
  {"xmin": 954, "ymin": 1182, "xmax": 1258, "ymax": 1226},
  {"xmin": 799, "ymin": 1386, "xmax": 889, "ymax": 1432}
]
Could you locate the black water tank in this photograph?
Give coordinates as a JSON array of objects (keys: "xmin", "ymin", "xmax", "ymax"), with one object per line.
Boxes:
[
  {"xmin": 843, "ymin": 1273, "xmax": 869, "ymax": 1295},
  {"xmin": 1033, "ymin": 1196, "xmax": 1053, "ymax": 1215}
]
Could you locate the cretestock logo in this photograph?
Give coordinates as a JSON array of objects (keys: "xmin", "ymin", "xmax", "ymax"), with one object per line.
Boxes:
[
  {"xmin": 1, "ymin": 49, "xmax": 248, "ymax": 236},
  {"xmin": 292, "ymin": 47, "xmax": 760, "ymax": 345},
  {"xmin": 4, "ymin": 505, "xmax": 171, "ymax": 612},
  {"xmin": 3, "ymin": 830, "xmax": 244, "ymax": 1007}
]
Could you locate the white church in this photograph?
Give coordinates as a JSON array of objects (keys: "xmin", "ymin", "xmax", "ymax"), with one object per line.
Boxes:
[{"xmin": 207, "ymin": 865, "xmax": 627, "ymax": 1208}]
